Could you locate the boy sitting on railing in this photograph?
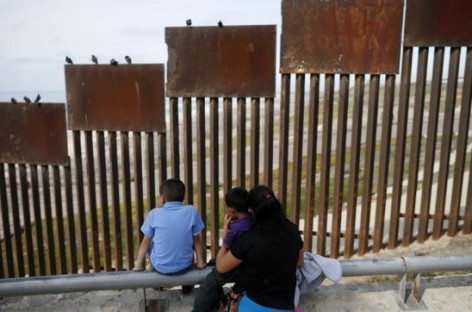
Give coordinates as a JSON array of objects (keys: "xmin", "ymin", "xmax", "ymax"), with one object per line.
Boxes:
[{"xmin": 133, "ymin": 178, "xmax": 206, "ymax": 294}]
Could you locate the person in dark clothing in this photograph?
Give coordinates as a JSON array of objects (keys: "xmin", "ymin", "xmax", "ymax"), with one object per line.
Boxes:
[
  {"xmin": 216, "ymin": 185, "xmax": 304, "ymax": 311},
  {"xmin": 193, "ymin": 187, "xmax": 253, "ymax": 312}
]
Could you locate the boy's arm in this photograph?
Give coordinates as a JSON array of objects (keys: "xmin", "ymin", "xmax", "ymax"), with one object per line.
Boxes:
[
  {"xmin": 133, "ymin": 236, "xmax": 151, "ymax": 271},
  {"xmin": 193, "ymin": 233, "xmax": 206, "ymax": 269}
]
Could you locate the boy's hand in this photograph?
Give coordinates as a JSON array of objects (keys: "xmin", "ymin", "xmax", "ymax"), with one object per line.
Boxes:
[
  {"xmin": 133, "ymin": 261, "xmax": 145, "ymax": 271},
  {"xmin": 195, "ymin": 262, "xmax": 207, "ymax": 270},
  {"xmin": 223, "ymin": 213, "xmax": 231, "ymax": 231}
]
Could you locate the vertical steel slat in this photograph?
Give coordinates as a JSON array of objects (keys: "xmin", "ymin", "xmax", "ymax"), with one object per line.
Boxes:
[
  {"xmin": 331, "ymin": 74, "xmax": 349, "ymax": 258},
  {"xmin": 210, "ymin": 98, "xmax": 219, "ymax": 257},
  {"xmin": 146, "ymin": 132, "xmax": 156, "ymax": 211},
  {"xmin": 418, "ymin": 47, "xmax": 444, "ymax": 242},
  {"xmin": 374, "ymin": 75, "xmax": 399, "ymax": 249},
  {"xmin": 389, "ymin": 47, "xmax": 413, "ymax": 249},
  {"xmin": 304, "ymin": 74, "xmax": 320, "ymax": 252},
  {"xmin": 53, "ymin": 165, "xmax": 67, "ymax": 274},
  {"xmin": 449, "ymin": 47, "xmax": 472, "ymax": 236},
  {"xmin": 64, "ymin": 159, "xmax": 78, "ymax": 273},
  {"xmin": 109, "ymin": 132, "xmax": 122, "ymax": 270},
  {"xmin": 236, "ymin": 98, "xmax": 246, "ymax": 187},
  {"xmin": 97, "ymin": 132, "xmax": 111, "ymax": 271},
  {"xmin": 291, "ymin": 75, "xmax": 305, "ymax": 225},
  {"xmin": 0, "ymin": 214, "xmax": 3, "ymax": 278},
  {"xmin": 264, "ymin": 98, "xmax": 275, "ymax": 189},
  {"xmin": 278, "ymin": 74, "xmax": 291, "ymax": 209},
  {"xmin": 86, "ymin": 131, "xmax": 100, "ymax": 271},
  {"xmin": 433, "ymin": 47, "xmax": 461, "ymax": 239},
  {"xmin": 344, "ymin": 74, "xmax": 365, "ymax": 257},
  {"xmin": 196, "ymin": 98, "xmax": 207, "ymax": 261},
  {"xmin": 0, "ymin": 163, "xmax": 14, "ymax": 277},
  {"xmin": 133, "ymin": 132, "xmax": 144, "ymax": 244},
  {"xmin": 404, "ymin": 47, "xmax": 429, "ymax": 246},
  {"xmin": 158, "ymin": 132, "xmax": 167, "ymax": 184},
  {"xmin": 374, "ymin": 75, "xmax": 401, "ymax": 252},
  {"xmin": 363, "ymin": 75, "xmax": 380, "ymax": 253},
  {"xmin": 183, "ymin": 98, "xmax": 193, "ymax": 204},
  {"xmin": 19, "ymin": 164, "xmax": 35, "ymax": 276},
  {"xmin": 465, "ymin": 156, "xmax": 472, "ymax": 233},
  {"xmin": 30, "ymin": 165, "xmax": 46, "ymax": 275},
  {"xmin": 223, "ymin": 98, "xmax": 232, "ymax": 195},
  {"xmin": 121, "ymin": 132, "xmax": 133, "ymax": 270},
  {"xmin": 73, "ymin": 131, "xmax": 89, "ymax": 273},
  {"xmin": 318, "ymin": 74, "xmax": 334, "ymax": 256},
  {"xmin": 41, "ymin": 165, "xmax": 56, "ymax": 275},
  {"xmin": 250, "ymin": 97, "xmax": 261, "ymax": 189},
  {"xmin": 170, "ymin": 97, "xmax": 180, "ymax": 179},
  {"xmin": 8, "ymin": 164, "xmax": 25, "ymax": 276}
]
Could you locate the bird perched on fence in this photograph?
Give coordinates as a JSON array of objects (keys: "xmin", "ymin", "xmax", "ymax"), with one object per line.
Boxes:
[
  {"xmin": 186, "ymin": 19, "xmax": 192, "ymax": 27},
  {"xmin": 125, "ymin": 55, "xmax": 132, "ymax": 64},
  {"xmin": 65, "ymin": 56, "xmax": 73, "ymax": 65},
  {"xmin": 110, "ymin": 58, "xmax": 118, "ymax": 66},
  {"xmin": 91, "ymin": 54, "xmax": 98, "ymax": 64},
  {"xmin": 11, "ymin": 97, "xmax": 17, "ymax": 104},
  {"xmin": 218, "ymin": 20, "xmax": 223, "ymax": 27},
  {"xmin": 24, "ymin": 96, "xmax": 31, "ymax": 103},
  {"xmin": 34, "ymin": 94, "xmax": 41, "ymax": 103}
]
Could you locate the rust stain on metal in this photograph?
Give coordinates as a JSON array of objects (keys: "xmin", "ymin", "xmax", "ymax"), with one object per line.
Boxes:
[
  {"xmin": 280, "ymin": 0, "xmax": 404, "ymax": 74},
  {"xmin": 166, "ymin": 25, "xmax": 276, "ymax": 97},
  {"xmin": 405, "ymin": 0, "xmax": 472, "ymax": 46},
  {"xmin": 0, "ymin": 103, "xmax": 68, "ymax": 165},
  {"xmin": 65, "ymin": 64, "xmax": 165, "ymax": 132}
]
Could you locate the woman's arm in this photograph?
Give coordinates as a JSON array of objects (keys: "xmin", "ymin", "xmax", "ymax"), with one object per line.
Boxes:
[{"xmin": 215, "ymin": 245, "xmax": 242, "ymax": 274}]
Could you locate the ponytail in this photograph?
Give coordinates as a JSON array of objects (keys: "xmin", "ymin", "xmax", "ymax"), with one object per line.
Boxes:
[{"xmin": 248, "ymin": 186, "xmax": 291, "ymax": 242}]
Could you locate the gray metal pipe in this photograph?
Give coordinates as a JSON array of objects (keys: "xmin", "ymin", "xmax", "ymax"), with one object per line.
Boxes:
[
  {"xmin": 339, "ymin": 254, "xmax": 472, "ymax": 276},
  {"xmin": 0, "ymin": 268, "xmax": 213, "ymax": 297},
  {"xmin": 1, "ymin": 254, "xmax": 471, "ymax": 297}
]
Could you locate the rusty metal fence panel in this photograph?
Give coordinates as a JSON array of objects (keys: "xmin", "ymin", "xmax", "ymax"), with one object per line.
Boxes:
[{"xmin": 280, "ymin": 0, "xmax": 403, "ymax": 74}]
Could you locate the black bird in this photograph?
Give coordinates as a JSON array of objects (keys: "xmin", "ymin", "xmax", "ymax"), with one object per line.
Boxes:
[
  {"xmin": 24, "ymin": 96, "xmax": 31, "ymax": 103},
  {"xmin": 110, "ymin": 58, "xmax": 118, "ymax": 66},
  {"xmin": 65, "ymin": 56, "xmax": 73, "ymax": 65},
  {"xmin": 34, "ymin": 94, "xmax": 41, "ymax": 103},
  {"xmin": 124, "ymin": 55, "xmax": 132, "ymax": 64},
  {"xmin": 11, "ymin": 97, "xmax": 17, "ymax": 104},
  {"xmin": 91, "ymin": 54, "xmax": 98, "ymax": 64},
  {"xmin": 186, "ymin": 19, "xmax": 192, "ymax": 27},
  {"xmin": 218, "ymin": 20, "xmax": 223, "ymax": 27}
]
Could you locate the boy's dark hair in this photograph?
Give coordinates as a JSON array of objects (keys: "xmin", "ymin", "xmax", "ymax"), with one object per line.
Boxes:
[
  {"xmin": 159, "ymin": 179, "xmax": 185, "ymax": 202},
  {"xmin": 225, "ymin": 187, "xmax": 249, "ymax": 212}
]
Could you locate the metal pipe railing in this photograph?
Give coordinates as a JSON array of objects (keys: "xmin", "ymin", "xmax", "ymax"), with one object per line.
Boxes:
[{"xmin": 1, "ymin": 254, "xmax": 471, "ymax": 297}]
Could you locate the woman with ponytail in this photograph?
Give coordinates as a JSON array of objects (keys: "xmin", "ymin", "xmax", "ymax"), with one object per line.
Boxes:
[{"xmin": 216, "ymin": 185, "xmax": 304, "ymax": 311}]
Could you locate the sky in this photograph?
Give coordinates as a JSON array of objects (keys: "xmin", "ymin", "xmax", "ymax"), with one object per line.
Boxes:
[{"xmin": 0, "ymin": 0, "xmax": 281, "ymax": 100}]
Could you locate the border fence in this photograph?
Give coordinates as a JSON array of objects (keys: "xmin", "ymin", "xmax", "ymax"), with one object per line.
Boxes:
[{"xmin": 1, "ymin": 0, "xmax": 471, "ymax": 278}]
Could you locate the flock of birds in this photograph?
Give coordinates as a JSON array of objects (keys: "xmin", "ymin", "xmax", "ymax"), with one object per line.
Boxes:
[
  {"xmin": 11, "ymin": 94, "xmax": 41, "ymax": 106},
  {"xmin": 9, "ymin": 20, "xmax": 224, "ymax": 105},
  {"xmin": 65, "ymin": 55, "xmax": 132, "ymax": 66}
]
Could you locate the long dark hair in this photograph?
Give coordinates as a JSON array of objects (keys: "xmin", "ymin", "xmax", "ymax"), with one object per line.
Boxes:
[{"xmin": 247, "ymin": 185, "xmax": 292, "ymax": 242}]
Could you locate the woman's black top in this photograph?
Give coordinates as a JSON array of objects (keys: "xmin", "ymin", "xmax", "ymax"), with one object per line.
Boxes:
[{"xmin": 230, "ymin": 221, "xmax": 303, "ymax": 309}]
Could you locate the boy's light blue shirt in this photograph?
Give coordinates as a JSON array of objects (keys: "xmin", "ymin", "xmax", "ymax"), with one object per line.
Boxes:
[{"xmin": 141, "ymin": 201, "xmax": 204, "ymax": 274}]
